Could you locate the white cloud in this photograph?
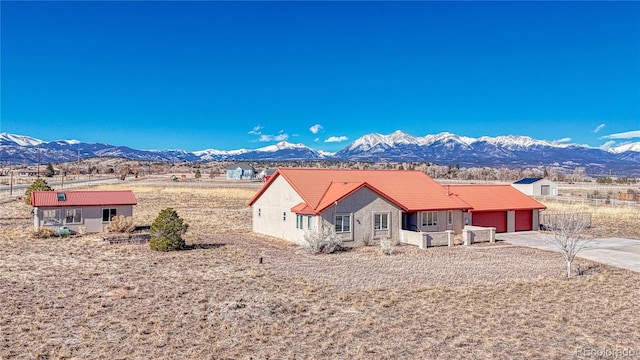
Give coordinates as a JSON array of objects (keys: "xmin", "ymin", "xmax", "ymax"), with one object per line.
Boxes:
[
  {"xmin": 314, "ymin": 137, "xmax": 320, "ymax": 142},
  {"xmin": 325, "ymin": 136, "xmax": 348, "ymax": 143},
  {"xmin": 248, "ymin": 125, "xmax": 263, "ymax": 135},
  {"xmin": 599, "ymin": 140, "xmax": 617, "ymax": 150},
  {"xmin": 593, "ymin": 123, "xmax": 606, "ymax": 133},
  {"xmin": 553, "ymin": 137, "xmax": 572, "ymax": 143},
  {"xmin": 600, "ymin": 130, "xmax": 640, "ymax": 140},
  {"xmin": 309, "ymin": 124, "xmax": 323, "ymax": 134},
  {"xmin": 259, "ymin": 133, "xmax": 289, "ymax": 142}
]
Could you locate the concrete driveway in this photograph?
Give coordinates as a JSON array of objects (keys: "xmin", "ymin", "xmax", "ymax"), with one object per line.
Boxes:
[{"xmin": 496, "ymin": 231, "xmax": 640, "ymax": 273}]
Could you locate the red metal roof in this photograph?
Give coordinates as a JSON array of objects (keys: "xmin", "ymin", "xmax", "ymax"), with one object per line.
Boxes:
[
  {"xmin": 31, "ymin": 190, "xmax": 137, "ymax": 207},
  {"xmin": 248, "ymin": 168, "xmax": 471, "ymax": 214},
  {"xmin": 448, "ymin": 185, "xmax": 546, "ymax": 211}
]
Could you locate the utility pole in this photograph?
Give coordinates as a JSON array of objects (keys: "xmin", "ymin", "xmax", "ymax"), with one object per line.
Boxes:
[
  {"xmin": 9, "ymin": 168, "xmax": 13, "ymax": 196},
  {"xmin": 76, "ymin": 149, "xmax": 80, "ymax": 179},
  {"xmin": 37, "ymin": 143, "xmax": 41, "ymax": 178}
]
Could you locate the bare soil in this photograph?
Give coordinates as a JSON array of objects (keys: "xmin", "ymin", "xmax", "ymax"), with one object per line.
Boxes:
[{"xmin": 1, "ymin": 182, "xmax": 639, "ymax": 359}]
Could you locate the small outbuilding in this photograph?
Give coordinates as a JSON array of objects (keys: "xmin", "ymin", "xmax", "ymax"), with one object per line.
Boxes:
[
  {"xmin": 225, "ymin": 162, "xmax": 255, "ymax": 180},
  {"xmin": 512, "ymin": 178, "xmax": 558, "ymax": 196},
  {"xmin": 31, "ymin": 190, "xmax": 137, "ymax": 233}
]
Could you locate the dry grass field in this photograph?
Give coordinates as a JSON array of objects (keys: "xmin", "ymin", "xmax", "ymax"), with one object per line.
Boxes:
[{"xmin": 1, "ymin": 181, "xmax": 639, "ymax": 359}]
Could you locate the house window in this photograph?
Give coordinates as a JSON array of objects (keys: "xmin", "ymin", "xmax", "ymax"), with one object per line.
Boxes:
[
  {"xmin": 422, "ymin": 211, "xmax": 438, "ymax": 227},
  {"xmin": 102, "ymin": 208, "xmax": 117, "ymax": 222},
  {"xmin": 296, "ymin": 215, "xmax": 304, "ymax": 229},
  {"xmin": 57, "ymin": 193, "xmax": 66, "ymax": 201},
  {"xmin": 374, "ymin": 213, "xmax": 389, "ymax": 230},
  {"xmin": 307, "ymin": 216, "xmax": 313, "ymax": 230},
  {"xmin": 447, "ymin": 211, "xmax": 453, "ymax": 226},
  {"xmin": 43, "ymin": 209, "xmax": 61, "ymax": 225},
  {"xmin": 65, "ymin": 209, "xmax": 82, "ymax": 224},
  {"xmin": 335, "ymin": 214, "xmax": 351, "ymax": 233}
]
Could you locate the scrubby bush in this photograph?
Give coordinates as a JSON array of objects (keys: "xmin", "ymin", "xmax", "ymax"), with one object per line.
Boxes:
[
  {"xmin": 380, "ymin": 237, "xmax": 395, "ymax": 255},
  {"xmin": 24, "ymin": 178, "xmax": 53, "ymax": 205},
  {"xmin": 106, "ymin": 215, "xmax": 136, "ymax": 233},
  {"xmin": 149, "ymin": 208, "xmax": 189, "ymax": 252},
  {"xmin": 303, "ymin": 226, "xmax": 343, "ymax": 254},
  {"xmin": 30, "ymin": 227, "xmax": 55, "ymax": 239}
]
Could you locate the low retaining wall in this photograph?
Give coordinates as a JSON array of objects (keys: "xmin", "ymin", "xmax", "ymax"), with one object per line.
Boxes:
[
  {"xmin": 103, "ymin": 233, "xmax": 151, "ymax": 244},
  {"xmin": 400, "ymin": 230, "xmax": 454, "ymax": 249},
  {"xmin": 462, "ymin": 226, "xmax": 495, "ymax": 245}
]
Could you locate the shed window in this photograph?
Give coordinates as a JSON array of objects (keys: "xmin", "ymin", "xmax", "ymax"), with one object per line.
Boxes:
[
  {"xmin": 65, "ymin": 209, "xmax": 82, "ymax": 224},
  {"xmin": 335, "ymin": 214, "xmax": 351, "ymax": 233},
  {"xmin": 447, "ymin": 211, "xmax": 453, "ymax": 226},
  {"xmin": 541, "ymin": 185, "xmax": 550, "ymax": 196},
  {"xmin": 422, "ymin": 211, "xmax": 438, "ymax": 227},
  {"xmin": 43, "ymin": 209, "xmax": 61, "ymax": 225},
  {"xmin": 57, "ymin": 193, "xmax": 66, "ymax": 201},
  {"xmin": 102, "ymin": 208, "xmax": 117, "ymax": 222}
]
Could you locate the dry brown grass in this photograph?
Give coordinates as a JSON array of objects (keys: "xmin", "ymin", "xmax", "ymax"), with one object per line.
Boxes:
[
  {"xmin": 542, "ymin": 200, "xmax": 640, "ymax": 239},
  {"xmin": 1, "ymin": 183, "xmax": 639, "ymax": 359}
]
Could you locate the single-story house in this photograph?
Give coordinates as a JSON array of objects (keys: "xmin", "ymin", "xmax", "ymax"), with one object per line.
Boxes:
[
  {"xmin": 248, "ymin": 168, "xmax": 548, "ymax": 247},
  {"xmin": 225, "ymin": 162, "xmax": 255, "ymax": 180},
  {"xmin": 248, "ymin": 168, "xmax": 475, "ymax": 247},
  {"xmin": 448, "ymin": 185, "xmax": 547, "ymax": 233},
  {"xmin": 512, "ymin": 177, "xmax": 558, "ymax": 196},
  {"xmin": 31, "ymin": 190, "xmax": 137, "ymax": 233}
]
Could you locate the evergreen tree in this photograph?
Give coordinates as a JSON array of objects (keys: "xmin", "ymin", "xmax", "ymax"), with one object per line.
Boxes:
[
  {"xmin": 25, "ymin": 178, "xmax": 53, "ymax": 205},
  {"xmin": 45, "ymin": 163, "xmax": 55, "ymax": 177},
  {"xmin": 149, "ymin": 208, "xmax": 189, "ymax": 251}
]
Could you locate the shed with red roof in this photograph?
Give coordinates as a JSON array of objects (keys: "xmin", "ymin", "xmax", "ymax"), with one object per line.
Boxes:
[{"xmin": 31, "ymin": 190, "xmax": 137, "ymax": 234}]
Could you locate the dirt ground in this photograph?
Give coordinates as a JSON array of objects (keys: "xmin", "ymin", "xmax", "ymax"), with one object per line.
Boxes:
[{"xmin": 1, "ymin": 181, "xmax": 639, "ymax": 359}]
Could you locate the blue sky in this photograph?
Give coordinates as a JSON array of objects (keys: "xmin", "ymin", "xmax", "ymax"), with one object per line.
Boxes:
[{"xmin": 1, "ymin": 1, "xmax": 639, "ymax": 152}]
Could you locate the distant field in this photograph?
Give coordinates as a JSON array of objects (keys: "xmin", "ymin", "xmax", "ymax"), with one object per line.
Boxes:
[{"xmin": 1, "ymin": 181, "xmax": 639, "ymax": 359}]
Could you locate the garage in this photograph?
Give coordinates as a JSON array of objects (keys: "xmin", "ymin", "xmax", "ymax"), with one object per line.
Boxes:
[
  {"xmin": 515, "ymin": 210, "xmax": 533, "ymax": 231},
  {"xmin": 472, "ymin": 211, "xmax": 507, "ymax": 233}
]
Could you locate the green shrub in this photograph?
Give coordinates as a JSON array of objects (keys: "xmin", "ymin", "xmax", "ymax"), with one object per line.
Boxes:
[
  {"xmin": 149, "ymin": 208, "xmax": 189, "ymax": 251},
  {"xmin": 24, "ymin": 178, "xmax": 53, "ymax": 205}
]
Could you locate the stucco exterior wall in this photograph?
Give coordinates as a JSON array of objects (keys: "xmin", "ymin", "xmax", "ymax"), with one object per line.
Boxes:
[
  {"xmin": 251, "ymin": 176, "xmax": 307, "ymax": 245},
  {"xmin": 418, "ymin": 210, "xmax": 464, "ymax": 234},
  {"xmin": 34, "ymin": 205, "xmax": 133, "ymax": 233},
  {"xmin": 318, "ymin": 187, "xmax": 402, "ymax": 246}
]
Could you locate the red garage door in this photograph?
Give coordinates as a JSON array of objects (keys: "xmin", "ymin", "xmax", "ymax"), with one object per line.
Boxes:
[
  {"xmin": 515, "ymin": 210, "xmax": 533, "ymax": 231},
  {"xmin": 472, "ymin": 211, "xmax": 507, "ymax": 233}
]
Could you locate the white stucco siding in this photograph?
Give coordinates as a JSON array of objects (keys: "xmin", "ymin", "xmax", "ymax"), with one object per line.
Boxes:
[
  {"xmin": 319, "ymin": 187, "xmax": 402, "ymax": 246},
  {"xmin": 251, "ymin": 176, "xmax": 307, "ymax": 245}
]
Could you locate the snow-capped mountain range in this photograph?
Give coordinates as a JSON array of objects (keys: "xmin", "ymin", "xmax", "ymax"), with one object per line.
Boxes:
[{"xmin": 1, "ymin": 131, "xmax": 639, "ymax": 175}]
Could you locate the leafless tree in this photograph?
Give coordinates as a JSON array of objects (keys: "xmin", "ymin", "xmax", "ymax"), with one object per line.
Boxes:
[{"xmin": 543, "ymin": 211, "xmax": 593, "ymax": 277}]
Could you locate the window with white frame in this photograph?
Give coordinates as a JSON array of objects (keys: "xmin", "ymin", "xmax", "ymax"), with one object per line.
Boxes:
[
  {"xmin": 374, "ymin": 213, "xmax": 389, "ymax": 230},
  {"xmin": 335, "ymin": 214, "xmax": 351, "ymax": 233},
  {"xmin": 65, "ymin": 209, "xmax": 82, "ymax": 224},
  {"xmin": 422, "ymin": 211, "xmax": 438, "ymax": 227},
  {"xmin": 447, "ymin": 210, "xmax": 453, "ymax": 226},
  {"xmin": 296, "ymin": 215, "xmax": 304, "ymax": 229},
  {"xmin": 102, "ymin": 208, "xmax": 117, "ymax": 222},
  {"xmin": 43, "ymin": 209, "xmax": 61, "ymax": 225},
  {"xmin": 307, "ymin": 216, "xmax": 313, "ymax": 230}
]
